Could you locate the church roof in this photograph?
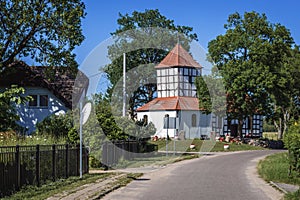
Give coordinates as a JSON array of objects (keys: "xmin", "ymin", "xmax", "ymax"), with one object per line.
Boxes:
[
  {"xmin": 155, "ymin": 44, "xmax": 202, "ymax": 69},
  {"xmin": 136, "ymin": 96, "xmax": 204, "ymax": 111}
]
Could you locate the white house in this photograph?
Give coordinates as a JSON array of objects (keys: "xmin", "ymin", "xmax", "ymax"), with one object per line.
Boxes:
[
  {"xmin": 137, "ymin": 44, "xmax": 263, "ymax": 139},
  {"xmin": 0, "ymin": 61, "xmax": 88, "ymax": 134}
]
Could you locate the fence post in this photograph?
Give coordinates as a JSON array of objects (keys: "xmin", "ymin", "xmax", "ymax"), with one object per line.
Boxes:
[
  {"xmin": 102, "ymin": 142, "xmax": 108, "ymax": 170},
  {"xmin": 36, "ymin": 145, "xmax": 40, "ymax": 187},
  {"xmin": 52, "ymin": 145, "xmax": 56, "ymax": 182},
  {"xmin": 86, "ymin": 147, "xmax": 89, "ymax": 174},
  {"xmin": 15, "ymin": 145, "xmax": 20, "ymax": 190},
  {"xmin": 65, "ymin": 144, "xmax": 69, "ymax": 178},
  {"xmin": 76, "ymin": 144, "xmax": 80, "ymax": 176}
]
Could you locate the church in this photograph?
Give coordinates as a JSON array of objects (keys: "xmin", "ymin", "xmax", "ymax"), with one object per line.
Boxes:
[{"xmin": 136, "ymin": 44, "xmax": 263, "ymax": 139}]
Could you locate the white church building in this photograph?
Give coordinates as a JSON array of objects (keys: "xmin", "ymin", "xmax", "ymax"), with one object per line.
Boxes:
[{"xmin": 136, "ymin": 44, "xmax": 263, "ymax": 139}]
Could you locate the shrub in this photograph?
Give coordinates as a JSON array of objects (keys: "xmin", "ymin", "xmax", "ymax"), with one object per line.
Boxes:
[
  {"xmin": 284, "ymin": 121, "xmax": 300, "ymax": 176},
  {"xmin": 35, "ymin": 111, "xmax": 77, "ymax": 143},
  {"xmin": 68, "ymin": 127, "xmax": 79, "ymax": 144},
  {"xmin": 89, "ymin": 155, "xmax": 102, "ymax": 168}
]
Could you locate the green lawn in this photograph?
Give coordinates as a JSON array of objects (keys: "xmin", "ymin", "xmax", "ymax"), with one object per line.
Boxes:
[
  {"xmin": 258, "ymin": 152, "xmax": 300, "ymax": 200},
  {"xmin": 150, "ymin": 139, "xmax": 265, "ymax": 153},
  {"xmin": 263, "ymin": 132, "xmax": 279, "ymax": 140},
  {"xmin": 115, "ymin": 153, "xmax": 198, "ymax": 169}
]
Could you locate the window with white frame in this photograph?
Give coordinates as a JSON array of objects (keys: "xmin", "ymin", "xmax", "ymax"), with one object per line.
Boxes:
[{"xmin": 29, "ymin": 94, "xmax": 49, "ymax": 108}]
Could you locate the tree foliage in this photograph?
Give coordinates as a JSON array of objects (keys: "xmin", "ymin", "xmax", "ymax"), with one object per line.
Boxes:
[
  {"xmin": 94, "ymin": 94, "xmax": 156, "ymax": 141},
  {"xmin": 0, "ymin": 0, "xmax": 85, "ymax": 69},
  {"xmin": 195, "ymin": 67, "xmax": 226, "ymax": 116},
  {"xmin": 106, "ymin": 9, "xmax": 198, "ymax": 119},
  {"xmin": 0, "ymin": 85, "xmax": 30, "ymax": 131},
  {"xmin": 284, "ymin": 121, "xmax": 300, "ymax": 176},
  {"xmin": 268, "ymin": 46, "xmax": 300, "ymax": 138},
  {"xmin": 207, "ymin": 11, "xmax": 294, "ymax": 137}
]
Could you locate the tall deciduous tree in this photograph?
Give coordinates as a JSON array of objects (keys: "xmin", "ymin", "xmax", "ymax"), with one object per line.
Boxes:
[
  {"xmin": 268, "ymin": 46, "xmax": 300, "ymax": 139},
  {"xmin": 208, "ymin": 11, "xmax": 294, "ymax": 137},
  {"xmin": 195, "ymin": 67, "xmax": 226, "ymax": 117},
  {"xmin": 105, "ymin": 9, "xmax": 198, "ymax": 119},
  {"xmin": 0, "ymin": 0, "xmax": 85, "ymax": 69}
]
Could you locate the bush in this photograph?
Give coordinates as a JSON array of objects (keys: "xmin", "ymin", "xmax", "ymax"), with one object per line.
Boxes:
[
  {"xmin": 35, "ymin": 111, "xmax": 78, "ymax": 143},
  {"xmin": 284, "ymin": 121, "xmax": 300, "ymax": 176},
  {"xmin": 89, "ymin": 155, "xmax": 102, "ymax": 168}
]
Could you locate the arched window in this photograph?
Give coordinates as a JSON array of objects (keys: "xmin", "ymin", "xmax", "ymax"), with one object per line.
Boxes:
[
  {"xmin": 143, "ymin": 115, "xmax": 148, "ymax": 125},
  {"xmin": 192, "ymin": 114, "xmax": 197, "ymax": 127}
]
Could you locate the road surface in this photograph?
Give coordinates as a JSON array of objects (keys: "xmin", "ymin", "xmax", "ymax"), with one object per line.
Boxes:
[{"xmin": 103, "ymin": 150, "xmax": 284, "ymax": 200}]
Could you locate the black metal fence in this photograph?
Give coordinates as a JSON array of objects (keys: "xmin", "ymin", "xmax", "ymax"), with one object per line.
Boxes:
[
  {"xmin": 0, "ymin": 144, "xmax": 89, "ymax": 197},
  {"xmin": 102, "ymin": 140, "xmax": 158, "ymax": 167}
]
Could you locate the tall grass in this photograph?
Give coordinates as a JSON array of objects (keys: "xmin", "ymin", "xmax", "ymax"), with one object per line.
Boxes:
[
  {"xmin": 258, "ymin": 152, "xmax": 300, "ymax": 185},
  {"xmin": 0, "ymin": 131, "xmax": 67, "ymax": 146}
]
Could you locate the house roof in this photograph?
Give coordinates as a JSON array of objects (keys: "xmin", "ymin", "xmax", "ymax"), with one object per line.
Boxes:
[
  {"xmin": 155, "ymin": 44, "xmax": 202, "ymax": 69},
  {"xmin": 136, "ymin": 96, "xmax": 204, "ymax": 111},
  {"xmin": 0, "ymin": 61, "xmax": 88, "ymax": 109}
]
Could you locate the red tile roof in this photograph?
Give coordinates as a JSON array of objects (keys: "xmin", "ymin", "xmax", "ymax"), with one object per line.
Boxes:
[
  {"xmin": 136, "ymin": 96, "xmax": 202, "ymax": 111},
  {"xmin": 155, "ymin": 44, "xmax": 202, "ymax": 69}
]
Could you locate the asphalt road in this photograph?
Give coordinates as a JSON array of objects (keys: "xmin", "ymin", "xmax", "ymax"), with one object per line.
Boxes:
[{"xmin": 102, "ymin": 150, "xmax": 284, "ymax": 200}]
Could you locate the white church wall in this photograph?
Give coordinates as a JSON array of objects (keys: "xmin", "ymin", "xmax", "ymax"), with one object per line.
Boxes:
[
  {"xmin": 179, "ymin": 111, "xmax": 212, "ymax": 139},
  {"xmin": 137, "ymin": 110, "xmax": 215, "ymax": 139},
  {"xmin": 137, "ymin": 110, "xmax": 177, "ymax": 138}
]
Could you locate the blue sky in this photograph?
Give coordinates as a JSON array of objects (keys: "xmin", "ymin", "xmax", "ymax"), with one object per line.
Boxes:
[{"xmin": 75, "ymin": 0, "xmax": 300, "ymax": 66}]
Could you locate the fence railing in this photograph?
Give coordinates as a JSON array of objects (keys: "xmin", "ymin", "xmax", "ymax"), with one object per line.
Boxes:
[
  {"xmin": 102, "ymin": 140, "xmax": 158, "ymax": 167},
  {"xmin": 0, "ymin": 144, "xmax": 89, "ymax": 197}
]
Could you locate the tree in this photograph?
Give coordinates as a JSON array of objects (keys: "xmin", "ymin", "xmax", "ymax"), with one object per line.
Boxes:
[
  {"xmin": 208, "ymin": 11, "xmax": 294, "ymax": 137},
  {"xmin": 0, "ymin": 0, "xmax": 85, "ymax": 69},
  {"xmin": 195, "ymin": 67, "xmax": 226, "ymax": 116},
  {"xmin": 268, "ymin": 46, "xmax": 300, "ymax": 139},
  {"xmin": 93, "ymin": 93, "xmax": 156, "ymax": 140},
  {"xmin": 105, "ymin": 9, "xmax": 198, "ymax": 119}
]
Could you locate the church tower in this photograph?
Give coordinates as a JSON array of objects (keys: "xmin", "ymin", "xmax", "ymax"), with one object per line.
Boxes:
[{"xmin": 155, "ymin": 44, "xmax": 202, "ymax": 98}]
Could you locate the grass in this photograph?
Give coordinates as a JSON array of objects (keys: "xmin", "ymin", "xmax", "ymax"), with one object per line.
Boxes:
[
  {"xmin": 263, "ymin": 132, "xmax": 279, "ymax": 140},
  {"xmin": 3, "ymin": 172, "xmax": 143, "ymax": 200},
  {"xmin": 0, "ymin": 132, "xmax": 67, "ymax": 146},
  {"xmin": 258, "ymin": 152, "xmax": 300, "ymax": 200},
  {"xmin": 92, "ymin": 173, "xmax": 143, "ymax": 199},
  {"xmin": 115, "ymin": 153, "xmax": 199, "ymax": 169},
  {"xmin": 2, "ymin": 173, "xmax": 112, "ymax": 200},
  {"xmin": 285, "ymin": 190, "xmax": 300, "ymax": 200},
  {"xmin": 150, "ymin": 139, "xmax": 265, "ymax": 153}
]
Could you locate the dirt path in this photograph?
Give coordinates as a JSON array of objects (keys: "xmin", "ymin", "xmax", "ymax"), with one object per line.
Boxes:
[{"xmin": 46, "ymin": 173, "xmax": 127, "ymax": 200}]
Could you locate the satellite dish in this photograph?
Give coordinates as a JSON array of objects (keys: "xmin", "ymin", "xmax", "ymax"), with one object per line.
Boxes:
[{"xmin": 82, "ymin": 102, "xmax": 92, "ymax": 125}]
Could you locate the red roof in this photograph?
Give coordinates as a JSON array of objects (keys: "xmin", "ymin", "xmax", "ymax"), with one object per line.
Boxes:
[
  {"xmin": 155, "ymin": 44, "xmax": 202, "ymax": 69},
  {"xmin": 136, "ymin": 96, "xmax": 202, "ymax": 111}
]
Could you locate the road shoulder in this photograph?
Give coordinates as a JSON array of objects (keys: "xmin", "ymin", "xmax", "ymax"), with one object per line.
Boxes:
[{"xmin": 245, "ymin": 155, "xmax": 284, "ymax": 200}]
